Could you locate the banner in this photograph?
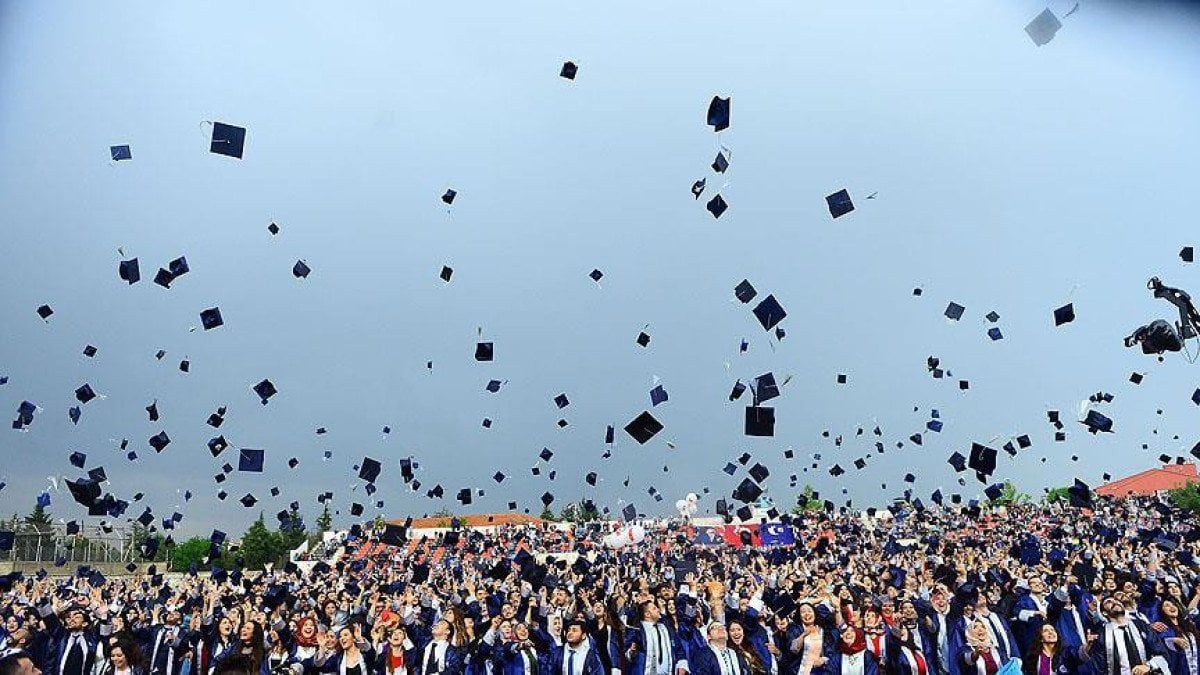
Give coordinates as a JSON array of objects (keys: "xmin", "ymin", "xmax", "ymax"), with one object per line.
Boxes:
[
  {"xmin": 691, "ymin": 526, "xmax": 726, "ymax": 546},
  {"xmin": 760, "ymin": 522, "xmax": 796, "ymax": 546}
]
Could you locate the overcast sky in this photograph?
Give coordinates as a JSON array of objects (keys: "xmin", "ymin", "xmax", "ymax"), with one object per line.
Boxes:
[{"xmin": 2, "ymin": 0, "xmax": 1200, "ymax": 538}]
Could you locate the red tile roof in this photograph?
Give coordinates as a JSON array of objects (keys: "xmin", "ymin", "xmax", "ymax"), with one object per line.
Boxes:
[{"xmin": 1096, "ymin": 463, "xmax": 1198, "ymax": 497}]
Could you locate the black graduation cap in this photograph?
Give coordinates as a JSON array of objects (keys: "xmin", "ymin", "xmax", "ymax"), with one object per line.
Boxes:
[
  {"xmin": 207, "ymin": 412, "xmax": 223, "ymax": 427},
  {"xmin": 585, "ymin": 471, "xmax": 597, "ymax": 486},
  {"xmin": 985, "ymin": 483, "xmax": 1004, "ymax": 501},
  {"xmin": 985, "ymin": 311, "xmax": 1000, "ymax": 323},
  {"xmin": 1067, "ymin": 479, "xmax": 1093, "ymax": 508},
  {"xmin": 589, "ymin": 269, "xmax": 603, "ymax": 283},
  {"xmin": 440, "ymin": 265, "xmax": 453, "ymax": 282},
  {"xmin": 69, "ymin": 451, "xmax": 86, "ymax": 468},
  {"xmin": 1130, "ymin": 372, "xmax": 1144, "ymax": 385},
  {"xmin": 734, "ymin": 279, "xmax": 757, "ymax": 304},
  {"xmin": 359, "ymin": 457, "xmax": 381, "ymax": 483},
  {"xmin": 440, "ymin": 188, "xmax": 458, "ymax": 205},
  {"xmin": 754, "ymin": 372, "xmax": 779, "ymax": 403},
  {"xmin": 749, "ymin": 462, "xmax": 769, "ymax": 482},
  {"xmin": 118, "ymin": 258, "xmax": 140, "ymax": 284},
  {"xmin": 268, "ymin": 222, "xmax": 280, "ymax": 235},
  {"xmin": 67, "ymin": 478, "xmax": 101, "ymax": 507},
  {"xmin": 457, "ymin": 488, "xmax": 472, "ymax": 505},
  {"xmin": 729, "ymin": 380, "xmax": 747, "ymax": 401},
  {"xmin": 707, "ymin": 96, "xmax": 730, "ymax": 132},
  {"xmin": 109, "ymin": 144, "xmax": 132, "ymax": 161},
  {"xmin": 146, "ymin": 401, "xmax": 159, "ymax": 421},
  {"xmin": 292, "ymin": 260, "xmax": 311, "ymax": 279},
  {"xmin": 539, "ymin": 447, "xmax": 554, "ymax": 462},
  {"xmin": 1081, "ymin": 410, "xmax": 1113, "ymax": 434},
  {"xmin": 149, "ymin": 431, "xmax": 170, "ymax": 453},
  {"xmin": 837, "ymin": 373, "xmax": 848, "ymax": 384},
  {"xmin": 208, "ymin": 435, "xmax": 228, "ymax": 456},
  {"xmin": 554, "ymin": 393, "xmax": 570, "ymax": 409},
  {"xmin": 829, "ymin": 464, "xmax": 845, "ymax": 477},
  {"xmin": 253, "ymin": 379, "xmax": 277, "ymax": 404},
  {"xmin": 239, "ymin": 494, "xmax": 257, "ymax": 508},
  {"xmin": 559, "ymin": 61, "xmax": 577, "ymax": 79},
  {"xmin": 945, "ymin": 302, "xmax": 965, "ymax": 321},
  {"xmin": 82, "ymin": 344, "xmax": 97, "ymax": 358},
  {"xmin": 692, "ymin": 178, "xmax": 706, "ymax": 199},
  {"xmin": 854, "ymin": 458, "xmax": 867, "ymax": 470},
  {"xmin": 475, "ymin": 341, "xmax": 494, "ymax": 361},
  {"xmin": 36, "ymin": 304, "xmax": 54, "ymax": 320},
  {"xmin": 707, "ymin": 194, "xmax": 728, "ymax": 219},
  {"xmin": 625, "ymin": 410, "xmax": 663, "ymax": 444},
  {"xmin": 540, "ymin": 491, "xmax": 554, "ymax": 507},
  {"xmin": 153, "ymin": 268, "xmax": 176, "ymax": 288},
  {"xmin": 745, "ymin": 406, "xmax": 775, "ymax": 436},
  {"xmin": 210, "ymin": 122, "xmax": 246, "ymax": 159},
  {"xmin": 1016, "ymin": 434, "xmax": 1032, "ymax": 449},
  {"xmin": 1053, "ymin": 303, "xmax": 1075, "ymax": 326},
  {"xmin": 825, "ymin": 189, "xmax": 854, "ymax": 219},
  {"xmin": 968, "ymin": 443, "xmax": 997, "ymax": 476},
  {"xmin": 350, "ymin": 503, "xmax": 364, "ymax": 517},
  {"xmin": 87, "ymin": 466, "xmax": 106, "ymax": 483},
  {"xmin": 74, "ymin": 384, "xmax": 97, "ymax": 404},
  {"xmin": 200, "ymin": 307, "xmax": 223, "ymax": 330},
  {"xmin": 238, "ymin": 448, "xmax": 265, "ymax": 472},
  {"xmin": 712, "ymin": 151, "xmax": 729, "ymax": 173},
  {"xmin": 752, "ymin": 295, "xmax": 787, "ymax": 331},
  {"xmin": 948, "ymin": 451, "xmax": 968, "ymax": 472},
  {"xmin": 622, "ymin": 503, "xmax": 637, "ymax": 521},
  {"xmin": 1182, "ymin": 246, "xmax": 1194, "ymax": 263}
]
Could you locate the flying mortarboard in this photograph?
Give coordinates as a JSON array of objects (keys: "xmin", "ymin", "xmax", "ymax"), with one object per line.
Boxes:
[
  {"xmin": 1025, "ymin": 8, "xmax": 1062, "ymax": 47},
  {"xmin": 650, "ymin": 384, "xmax": 668, "ymax": 406},
  {"xmin": 475, "ymin": 341, "xmax": 494, "ymax": 361},
  {"xmin": 560, "ymin": 61, "xmax": 578, "ymax": 79},
  {"xmin": 707, "ymin": 194, "xmax": 728, "ymax": 219},
  {"xmin": 734, "ymin": 279, "xmax": 757, "ymax": 304},
  {"xmin": 625, "ymin": 411, "xmax": 663, "ymax": 444},
  {"xmin": 752, "ymin": 295, "xmax": 787, "ymax": 331},
  {"xmin": 1053, "ymin": 303, "xmax": 1075, "ymax": 326},
  {"xmin": 69, "ymin": 451, "xmax": 86, "ymax": 468},
  {"xmin": 118, "ymin": 258, "xmax": 140, "ymax": 284},
  {"xmin": 359, "ymin": 457, "xmax": 382, "ymax": 483},
  {"xmin": 110, "ymin": 145, "xmax": 132, "ymax": 161},
  {"xmin": 293, "ymin": 260, "xmax": 311, "ymax": 278},
  {"xmin": 149, "ymin": 431, "xmax": 170, "ymax": 453},
  {"xmin": 826, "ymin": 189, "xmax": 854, "ymax": 219},
  {"xmin": 253, "ymin": 379, "xmax": 277, "ymax": 404},
  {"xmin": 707, "ymin": 96, "xmax": 730, "ymax": 132},
  {"xmin": 239, "ymin": 494, "xmax": 257, "ymax": 508},
  {"xmin": 440, "ymin": 265, "xmax": 453, "ymax": 282},
  {"xmin": 442, "ymin": 189, "xmax": 457, "ymax": 205},
  {"xmin": 945, "ymin": 302, "xmax": 965, "ymax": 321},
  {"xmin": 200, "ymin": 307, "xmax": 224, "ymax": 330},
  {"xmin": 712, "ymin": 151, "xmax": 729, "ymax": 174},
  {"xmin": 745, "ymin": 406, "xmax": 775, "ymax": 436},
  {"xmin": 238, "ymin": 448, "xmax": 265, "ymax": 472},
  {"xmin": 209, "ymin": 122, "xmax": 246, "ymax": 159}
]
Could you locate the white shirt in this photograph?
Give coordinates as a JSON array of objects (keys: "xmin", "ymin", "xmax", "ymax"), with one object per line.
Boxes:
[
  {"xmin": 841, "ymin": 652, "xmax": 865, "ymax": 675},
  {"xmin": 709, "ymin": 646, "xmax": 740, "ymax": 675},
  {"xmin": 563, "ymin": 643, "xmax": 591, "ymax": 675},
  {"xmin": 424, "ymin": 641, "xmax": 449, "ymax": 674},
  {"xmin": 643, "ymin": 622, "xmax": 670, "ymax": 675}
]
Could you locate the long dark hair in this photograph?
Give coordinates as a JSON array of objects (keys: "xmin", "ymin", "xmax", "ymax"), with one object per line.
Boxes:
[
  {"xmin": 1160, "ymin": 598, "xmax": 1198, "ymax": 638},
  {"xmin": 239, "ymin": 620, "xmax": 266, "ymax": 674},
  {"xmin": 727, "ymin": 621, "xmax": 766, "ymax": 675},
  {"xmin": 111, "ymin": 638, "xmax": 147, "ymax": 671}
]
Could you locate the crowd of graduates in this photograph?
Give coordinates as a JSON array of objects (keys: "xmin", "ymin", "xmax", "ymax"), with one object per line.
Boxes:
[{"xmin": 3, "ymin": 495, "xmax": 1200, "ymax": 675}]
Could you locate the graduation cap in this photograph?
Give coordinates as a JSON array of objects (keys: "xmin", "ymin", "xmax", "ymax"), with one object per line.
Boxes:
[
  {"xmin": 729, "ymin": 380, "xmax": 747, "ymax": 401},
  {"xmin": 559, "ymin": 61, "xmax": 577, "ymax": 79},
  {"xmin": 985, "ymin": 483, "xmax": 1004, "ymax": 501},
  {"xmin": 66, "ymin": 479, "xmax": 101, "ymax": 507},
  {"xmin": 754, "ymin": 372, "xmax": 779, "ymax": 402},
  {"xmin": 210, "ymin": 122, "xmax": 246, "ymax": 158},
  {"xmin": 625, "ymin": 410, "xmax": 663, "ymax": 444},
  {"xmin": 752, "ymin": 295, "xmax": 787, "ymax": 331},
  {"xmin": 1182, "ymin": 247, "xmax": 1194, "ymax": 263},
  {"xmin": 34, "ymin": 304, "xmax": 54, "ymax": 321},
  {"xmin": 87, "ymin": 466, "xmax": 106, "ymax": 483},
  {"xmin": 293, "ymin": 260, "xmax": 311, "ymax": 279},
  {"xmin": 1025, "ymin": 8, "xmax": 1062, "ymax": 46},
  {"xmin": 691, "ymin": 178, "xmax": 706, "ymax": 199},
  {"xmin": 734, "ymin": 279, "xmax": 757, "ymax": 304},
  {"xmin": 1067, "ymin": 479, "xmax": 1093, "ymax": 508},
  {"xmin": 554, "ymin": 393, "xmax": 570, "ymax": 409},
  {"xmin": 118, "ymin": 258, "xmax": 140, "ymax": 284},
  {"xmin": 475, "ymin": 341, "xmax": 494, "ymax": 361},
  {"xmin": 745, "ymin": 406, "xmax": 775, "ymax": 436},
  {"xmin": 539, "ymin": 447, "xmax": 554, "ymax": 462},
  {"xmin": 948, "ymin": 451, "xmax": 968, "ymax": 472},
  {"xmin": 585, "ymin": 471, "xmax": 597, "ymax": 486},
  {"xmin": 238, "ymin": 448, "xmax": 265, "ymax": 472},
  {"xmin": 145, "ymin": 401, "xmax": 159, "ymax": 421},
  {"xmin": 707, "ymin": 194, "xmax": 728, "ymax": 219},
  {"xmin": 588, "ymin": 269, "xmax": 604, "ymax": 283},
  {"xmin": 69, "ymin": 451, "xmax": 87, "ymax": 468},
  {"xmin": 350, "ymin": 502, "xmax": 364, "ymax": 517},
  {"xmin": 712, "ymin": 151, "xmax": 729, "ymax": 174},
  {"xmin": 68, "ymin": 406, "xmax": 81, "ymax": 425},
  {"xmin": 268, "ymin": 222, "xmax": 280, "ymax": 235},
  {"xmin": 74, "ymin": 384, "xmax": 97, "ymax": 404},
  {"xmin": 440, "ymin": 265, "xmax": 453, "ymax": 282},
  {"xmin": 208, "ymin": 435, "xmax": 228, "ymax": 456},
  {"xmin": 826, "ymin": 189, "xmax": 854, "ymax": 219},
  {"xmin": 239, "ymin": 493, "xmax": 257, "ymax": 508},
  {"xmin": 749, "ymin": 462, "xmax": 769, "ymax": 483},
  {"xmin": 253, "ymin": 379, "xmax": 277, "ymax": 404},
  {"xmin": 968, "ymin": 443, "xmax": 997, "ymax": 477},
  {"xmin": 945, "ymin": 302, "xmax": 965, "ymax": 321},
  {"xmin": 1130, "ymin": 372, "xmax": 1144, "ymax": 384},
  {"xmin": 829, "ymin": 464, "xmax": 845, "ymax": 477},
  {"xmin": 442, "ymin": 189, "xmax": 457, "ymax": 205},
  {"xmin": 987, "ymin": 327, "xmax": 1003, "ymax": 341},
  {"xmin": 200, "ymin": 307, "xmax": 224, "ymax": 330},
  {"xmin": 985, "ymin": 311, "xmax": 1000, "ymax": 322},
  {"xmin": 110, "ymin": 144, "xmax": 132, "ymax": 161},
  {"xmin": 837, "ymin": 373, "xmax": 848, "ymax": 385},
  {"xmin": 456, "ymin": 488, "xmax": 473, "ymax": 505},
  {"xmin": 1053, "ymin": 303, "xmax": 1075, "ymax": 326},
  {"xmin": 1081, "ymin": 410, "xmax": 1113, "ymax": 434},
  {"xmin": 622, "ymin": 503, "xmax": 637, "ymax": 521},
  {"xmin": 149, "ymin": 431, "xmax": 170, "ymax": 453},
  {"xmin": 359, "ymin": 457, "xmax": 382, "ymax": 483},
  {"xmin": 707, "ymin": 96, "xmax": 730, "ymax": 132}
]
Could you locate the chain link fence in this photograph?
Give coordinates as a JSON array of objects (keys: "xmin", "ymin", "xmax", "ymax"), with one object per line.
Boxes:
[{"xmin": 0, "ymin": 526, "xmax": 136, "ymax": 565}]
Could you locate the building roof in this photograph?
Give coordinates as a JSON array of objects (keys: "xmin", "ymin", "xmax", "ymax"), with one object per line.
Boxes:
[
  {"xmin": 391, "ymin": 513, "xmax": 548, "ymax": 529},
  {"xmin": 1096, "ymin": 462, "xmax": 1198, "ymax": 497}
]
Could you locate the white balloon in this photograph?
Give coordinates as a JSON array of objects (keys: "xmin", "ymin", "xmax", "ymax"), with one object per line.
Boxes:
[
  {"xmin": 686, "ymin": 493, "xmax": 698, "ymax": 504},
  {"xmin": 675, "ymin": 499, "xmax": 689, "ymax": 511}
]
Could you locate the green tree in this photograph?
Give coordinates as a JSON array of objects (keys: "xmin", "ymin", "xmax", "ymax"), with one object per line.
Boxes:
[
  {"xmin": 24, "ymin": 503, "xmax": 53, "ymax": 534},
  {"xmin": 987, "ymin": 481, "xmax": 1031, "ymax": 506},
  {"xmin": 791, "ymin": 485, "xmax": 823, "ymax": 513},
  {"xmin": 315, "ymin": 503, "xmax": 333, "ymax": 534},
  {"xmin": 278, "ymin": 508, "xmax": 307, "ymax": 551},
  {"xmin": 240, "ymin": 514, "xmax": 284, "ymax": 569},
  {"xmin": 539, "ymin": 506, "xmax": 556, "ymax": 521},
  {"xmin": 1043, "ymin": 486, "xmax": 1071, "ymax": 504},
  {"xmin": 1169, "ymin": 482, "xmax": 1200, "ymax": 512},
  {"xmin": 170, "ymin": 536, "xmax": 217, "ymax": 572}
]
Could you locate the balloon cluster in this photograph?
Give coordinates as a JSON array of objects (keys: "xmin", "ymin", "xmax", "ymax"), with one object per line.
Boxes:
[{"xmin": 675, "ymin": 492, "xmax": 699, "ymax": 520}]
